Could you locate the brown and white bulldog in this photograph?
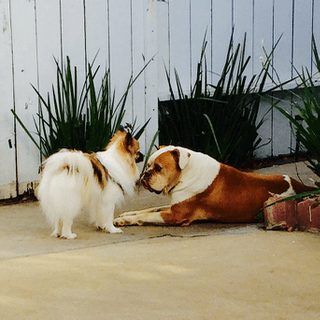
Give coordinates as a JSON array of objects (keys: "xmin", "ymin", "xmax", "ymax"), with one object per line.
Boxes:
[{"xmin": 114, "ymin": 146, "xmax": 317, "ymax": 226}]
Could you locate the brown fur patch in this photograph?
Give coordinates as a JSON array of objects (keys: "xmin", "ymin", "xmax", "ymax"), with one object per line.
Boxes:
[
  {"xmin": 159, "ymin": 164, "xmax": 306, "ymax": 225},
  {"xmin": 105, "ymin": 129, "xmax": 141, "ymax": 176},
  {"xmin": 170, "ymin": 149, "xmax": 182, "ymax": 170},
  {"xmin": 142, "ymin": 151, "xmax": 182, "ymax": 195},
  {"xmin": 60, "ymin": 164, "xmax": 79, "ymax": 174},
  {"xmin": 290, "ymin": 177, "xmax": 317, "ymax": 194},
  {"xmin": 85, "ymin": 153, "xmax": 108, "ymax": 189},
  {"xmin": 104, "ymin": 129, "xmax": 127, "ymax": 150}
]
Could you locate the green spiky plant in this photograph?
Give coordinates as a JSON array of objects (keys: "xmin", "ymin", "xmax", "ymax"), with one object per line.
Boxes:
[
  {"xmin": 159, "ymin": 32, "xmax": 286, "ymax": 167},
  {"xmin": 275, "ymin": 35, "xmax": 320, "ymax": 177},
  {"xmin": 12, "ymin": 56, "xmax": 151, "ymax": 158}
]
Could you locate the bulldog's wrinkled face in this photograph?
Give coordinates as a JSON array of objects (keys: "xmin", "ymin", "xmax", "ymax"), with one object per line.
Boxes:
[{"xmin": 141, "ymin": 148, "xmax": 190, "ymax": 195}]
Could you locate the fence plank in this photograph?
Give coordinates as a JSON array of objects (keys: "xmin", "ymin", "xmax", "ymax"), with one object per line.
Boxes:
[
  {"xmin": 189, "ymin": 0, "xmax": 211, "ymax": 84},
  {"xmin": 313, "ymin": 1, "xmax": 320, "ymax": 73},
  {"xmin": 0, "ymin": 0, "xmax": 16, "ymax": 198},
  {"xmin": 293, "ymin": 0, "xmax": 313, "ymax": 72},
  {"xmin": 10, "ymin": 0, "xmax": 39, "ymax": 195},
  {"xmin": 142, "ymin": 0, "xmax": 158, "ymax": 152},
  {"xmin": 255, "ymin": 0, "xmax": 276, "ymax": 158},
  {"xmin": 273, "ymin": 97, "xmax": 295, "ymax": 157},
  {"xmin": 157, "ymin": 0, "xmax": 170, "ymax": 98},
  {"xmin": 234, "ymin": 0, "xmax": 253, "ymax": 74},
  {"xmin": 61, "ymin": 0, "xmax": 86, "ymax": 83},
  {"xmin": 211, "ymin": 0, "xmax": 232, "ymax": 85},
  {"xmin": 107, "ymin": 0, "xmax": 134, "ymax": 124},
  {"xmin": 84, "ymin": 0, "xmax": 108, "ymax": 71},
  {"xmin": 35, "ymin": 1, "xmax": 62, "ymax": 96},
  {"xmin": 252, "ymin": 1, "xmax": 273, "ymax": 77},
  {"xmin": 168, "ymin": 0, "xmax": 190, "ymax": 91},
  {"xmin": 256, "ymin": 97, "xmax": 273, "ymax": 159},
  {"xmin": 131, "ymin": 0, "xmax": 148, "ymax": 140},
  {"xmin": 273, "ymin": 0, "xmax": 292, "ymax": 83},
  {"xmin": 35, "ymin": 0, "xmax": 62, "ymax": 164}
]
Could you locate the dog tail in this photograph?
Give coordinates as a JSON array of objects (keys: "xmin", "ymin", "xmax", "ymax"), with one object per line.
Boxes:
[
  {"xmin": 290, "ymin": 176, "xmax": 319, "ymax": 194},
  {"xmin": 41, "ymin": 149, "xmax": 92, "ymax": 179},
  {"xmin": 37, "ymin": 150, "xmax": 93, "ymax": 227}
]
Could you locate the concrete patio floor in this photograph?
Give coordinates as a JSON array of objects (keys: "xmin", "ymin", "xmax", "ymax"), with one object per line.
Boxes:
[{"xmin": 0, "ymin": 161, "xmax": 319, "ymax": 319}]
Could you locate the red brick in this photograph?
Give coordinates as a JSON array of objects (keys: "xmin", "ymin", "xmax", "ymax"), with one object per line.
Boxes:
[
  {"xmin": 264, "ymin": 195, "xmax": 297, "ymax": 230},
  {"xmin": 296, "ymin": 198, "xmax": 320, "ymax": 231}
]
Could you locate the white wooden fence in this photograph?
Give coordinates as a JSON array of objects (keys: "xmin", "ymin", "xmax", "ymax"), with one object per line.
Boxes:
[{"xmin": 0, "ymin": 0, "xmax": 319, "ymax": 199}]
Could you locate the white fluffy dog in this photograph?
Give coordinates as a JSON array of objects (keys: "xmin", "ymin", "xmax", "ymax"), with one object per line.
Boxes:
[{"xmin": 37, "ymin": 129, "xmax": 143, "ymax": 239}]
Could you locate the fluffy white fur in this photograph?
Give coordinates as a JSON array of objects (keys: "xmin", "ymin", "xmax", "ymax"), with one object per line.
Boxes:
[
  {"xmin": 96, "ymin": 143, "xmax": 136, "ymax": 196},
  {"xmin": 38, "ymin": 147, "xmax": 139, "ymax": 239}
]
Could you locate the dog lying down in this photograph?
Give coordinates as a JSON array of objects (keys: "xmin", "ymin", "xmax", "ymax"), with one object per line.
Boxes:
[{"xmin": 114, "ymin": 146, "xmax": 317, "ymax": 227}]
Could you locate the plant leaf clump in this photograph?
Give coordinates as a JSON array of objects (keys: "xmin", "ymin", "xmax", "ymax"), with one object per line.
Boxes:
[
  {"xmin": 12, "ymin": 56, "xmax": 150, "ymax": 158},
  {"xmin": 159, "ymin": 32, "xmax": 284, "ymax": 167},
  {"xmin": 275, "ymin": 35, "xmax": 320, "ymax": 177}
]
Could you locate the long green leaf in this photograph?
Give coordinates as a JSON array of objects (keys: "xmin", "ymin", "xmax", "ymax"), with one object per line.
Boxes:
[{"xmin": 11, "ymin": 109, "xmax": 41, "ymax": 151}]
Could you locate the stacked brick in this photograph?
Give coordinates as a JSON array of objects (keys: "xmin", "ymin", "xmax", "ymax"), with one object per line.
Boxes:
[{"xmin": 264, "ymin": 195, "xmax": 320, "ymax": 232}]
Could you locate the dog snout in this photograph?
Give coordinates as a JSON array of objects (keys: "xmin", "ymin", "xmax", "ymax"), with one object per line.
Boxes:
[
  {"xmin": 140, "ymin": 171, "xmax": 153, "ymax": 191},
  {"xmin": 140, "ymin": 170, "xmax": 151, "ymax": 186},
  {"xmin": 141, "ymin": 169, "xmax": 151, "ymax": 180}
]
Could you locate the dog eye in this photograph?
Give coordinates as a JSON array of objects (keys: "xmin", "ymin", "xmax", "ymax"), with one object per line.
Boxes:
[
  {"xmin": 154, "ymin": 164, "xmax": 162, "ymax": 172},
  {"xmin": 135, "ymin": 151, "xmax": 144, "ymax": 163}
]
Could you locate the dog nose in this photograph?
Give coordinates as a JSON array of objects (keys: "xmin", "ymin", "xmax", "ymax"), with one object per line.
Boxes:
[
  {"xmin": 141, "ymin": 169, "xmax": 152, "ymax": 180},
  {"xmin": 136, "ymin": 152, "xmax": 144, "ymax": 163},
  {"xmin": 140, "ymin": 171, "xmax": 150, "ymax": 187}
]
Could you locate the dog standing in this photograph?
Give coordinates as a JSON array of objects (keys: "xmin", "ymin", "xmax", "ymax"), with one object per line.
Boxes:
[
  {"xmin": 114, "ymin": 146, "xmax": 317, "ymax": 226},
  {"xmin": 38, "ymin": 129, "xmax": 143, "ymax": 239}
]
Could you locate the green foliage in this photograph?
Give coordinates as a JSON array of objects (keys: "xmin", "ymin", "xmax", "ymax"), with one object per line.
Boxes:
[
  {"xmin": 142, "ymin": 130, "xmax": 159, "ymax": 173},
  {"xmin": 159, "ymin": 33, "xmax": 284, "ymax": 167},
  {"xmin": 12, "ymin": 56, "xmax": 151, "ymax": 158},
  {"xmin": 275, "ymin": 35, "xmax": 320, "ymax": 177}
]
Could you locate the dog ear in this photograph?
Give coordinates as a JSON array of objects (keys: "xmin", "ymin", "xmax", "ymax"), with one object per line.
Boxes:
[
  {"xmin": 171, "ymin": 148, "xmax": 190, "ymax": 170},
  {"xmin": 125, "ymin": 132, "xmax": 134, "ymax": 152}
]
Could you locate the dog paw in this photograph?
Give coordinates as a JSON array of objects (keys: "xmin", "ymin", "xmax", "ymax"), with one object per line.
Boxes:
[
  {"xmin": 102, "ymin": 225, "xmax": 123, "ymax": 234},
  {"xmin": 114, "ymin": 216, "xmax": 142, "ymax": 226},
  {"xmin": 60, "ymin": 233, "xmax": 77, "ymax": 239},
  {"xmin": 51, "ymin": 231, "xmax": 61, "ymax": 238},
  {"xmin": 113, "ymin": 217, "xmax": 128, "ymax": 227}
]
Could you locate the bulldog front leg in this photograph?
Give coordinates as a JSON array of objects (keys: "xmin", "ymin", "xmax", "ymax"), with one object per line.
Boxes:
[{"xmin": 114, "ymin": 206, "xmax": 170, "ymax": 226}]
